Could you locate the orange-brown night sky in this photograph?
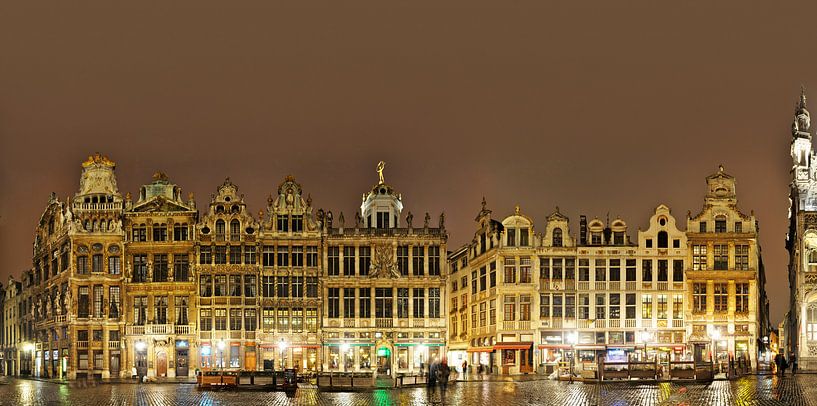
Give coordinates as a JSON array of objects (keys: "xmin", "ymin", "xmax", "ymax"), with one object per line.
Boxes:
[{"xmin": 2, "ymin": 1, "xmax": 816, "ymax": 325}]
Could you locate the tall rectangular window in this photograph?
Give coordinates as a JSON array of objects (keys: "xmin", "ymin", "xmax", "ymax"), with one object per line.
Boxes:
[
  {"xmin": 713, "ymin": 245, "xmax": 728, "ymax": 270},
  {"xmin": 109, "ymin": 286, "xmax": 120, "ymax": 318},
  {"xmin": 642, "ymin": 260, "xmax": 652, "ymax": 282},
  {"xmin": 230, "ymin": 275, "xmax": 242, "ymax": 297},
  {"xmin": 153, "ymin": 224, "xmax": 167, "ymax": 241},
  {"xmin": 540, "ymin": 257, "xmax": 550, "ymax": 281},
  {"xmin": 412, "ymin": 288, "xmax": 425, "ymax": 318},
  {"xmin": 244, "ymin": 246, "xmax": 257, "ymax": 265},
  {"xmin": 155, "ymin": 296, "xmax": 168, "ymax": 324},
  {"xmin": 343, "ymin": 246, "xmax": 355, "ymax": 276},
  {"xmin": 77, "ymin": 256, "xmax": 89, "ymax": 275},
  {"xmin": 292, "ymin": 276, "xmax": 303, "ymax": 298},
  {"xmin": 200, "ymin": 246, "xmax": 212, "ymax": 265},
  {"xmin": 397, "ymin": 288, "xmax": 409, "ymax": 318},
  {"xmin": 328, "ymin": 288, "xmax": 340, "ymax": 318},
  {"xmin": 578, "ymin": 294, "xmax": 590, "ymax": 319},
  {"xmin": 693, "ymin": 245, "xmax": 707, "ymax": 270},
  {"xmin": 641, "ymin": 295, "xmax": 652, "ymax": 319},
  {"xmin": 277, "ymin": 247, "xmax": 289, "ymax": 267},
  {"xmin": 626, "ymin": 259, "xmax": 637, "ymax": 281},
  {"xmin": 277, "ymin": 309, "xmax": 289, "ymax": 332},
  {"xmin": 173, "ymin": 255, "xmax": 189, "ymax": 282},
  {"xmin": 429, "ymin": 288, "xmax": 440, "ymax": 318},
  {"xmin": 214, "ymin": 246, "xmax": 227, "ymax": 265},
  {"xmin": 262, "ymin": 276, "xmax": 274, "ymax": 297},
  {"xmin": 277, "ymin": 276, "xmax": 289, "ymax": 297},
  {"xmin": 214, "ymin": 275, "xmax": 227, "ymax": 296},
  {"xmin": 229, "ymin": 245, "xmax": 242, "ymax": 265},
  {"xmin": 579, "ymin": 259, "xmax": 590, "ymax": 282},
  {"xmin": 175, "ymin": 296, "xmax": 189, "ymax": 324},
  {"xmin": 230, "ymin": 309, "xmax": 242, "ymax": 330},
  {"xmin": 504, "ymin": 259, "xmax": 516, "ymax": 284},
  {"xmin": 609, "ymin": 293, "xmax": 620, "ymax": 319},
  {"xmin": 277, "ymin": 214, "xmax": 289, "ymax": 232},
  {"xmin": 291, "ymin": 308, "xmax": 303, "ymax": 333},
  {"xmin": 263, "ymin": 246, "xmax": 274, "ymax": 267},
  {"xmin": 735, "ymin": 245, "xmax": 749, "ymax": 270},
  {"xmin": 244, "ymin": 275, "xmax": 257, "ymax": 297},
  {"xmin": 609, "ymin": 259, "xmax": 621, "ymax": 282},
  {"xmin": 490, "ymin": 261, "xmax": 497, "ymax": 288},
  {"xmin": 306, "ymin": 277, "xmax": 318, "ymax": 298},
  {"xmin": 93, "ymin": 285, "xmax": 104, "ymax": 318},
  {"xmin": 306, "ymin": 246, "xmax": 318, "ymax": 267},
  {"xmin": 595, "ymin": 294, "xmax": 606, "ymax": 319},
  {"xmin": 412, "ymin": 246, "xmax": 425, "ymax": 276},
  {"xmin": 673, "ymin": 260, "xmax": 684, "ymax": 282},
  {"xmin": 375, "ymin": 288, "xmax": 393, "ymax": 318},
  {"xmin": 327, "ymin": 246, "xmax": 340, "ymax": 276},
  {"xmin": 714, "ymin": 282, "xmax": 728, "ymax": 312},
  {"xmin": 736, "ymin": 283, "xmax": 749, "ymax": 313},
  {"xmin": 657, "ymin": 260, "xmax": 668, "ymax": 282},
  {"xmin": 553, "ymin": 258, "xmax": 563, "ymax": 279},
  {"xmin": 656, "ymin": 294, "xmax": 667, "ymax": 320},
  {"xmin": 344, "ymin": 288, "xmax": 356, "ymax": 318},
  {"xmin": 479, "ymin": 266, "xmax": 487, "ymax": 291},
  {"xmin": 358, "ymin": 246, "xmax": 371, "ymax": 276},
  {"xmin": 520, "ymin": 257, "xmax": 532, "ymax": 283},
  {"xmin": 693, "ymin": 283, "xmax": 707, "ymax": 313},
  {"xmin": 592, "ymin": 260, "xmax": 606, "ymax": 283},
  {"xmin": 262, "ymin": 308, "xmax": 274, "ymax": 332},
  {"xmin": 78, "ymin": 286, "xmax": 90, "ymax": 318},
  {"xmin": 565, "ymin": 294, "xmax": 576, "ymax": 318},
  {"xmin": 520, "ymin": 294, "xmax": 531, "ymax": 321},
  {"xmin": 108, "ymin": 256, "xmax": 121, "ymax": 275},
  {"xmin": 359, "ymin": 288, "xmax": 371, "ymax": 318},
  {"xmin": 154, "ymin": 254, "xmax": 168, "ymax": 282},
  {"xmin": 715, "ymin": 219, "xmax": 727, "ymax": 233},
  {"xmin": 133, "ymin": 296, "xmax": 147, "ymax": 325},
  {"xmin": 428, "ymin": 246, "xmax": 440, "ymax": 276},
  {"xmin": 244, "ymin": 309, "xmax": 257, "ymax": 331},
  {"xmin": 200, "ymin": 309, "xmax": 212, "ymax": 331},
  {"xmin": 397, "ymin": 246, "xmax": 409, "ymax": 275},
  {"xmin": 200, "ymin": 275, "xmax": 212, "ymax": 297},
  {"xmin": 306, "ymin": 308, "xmax": 318, "ymax": 333},
  {"xmin": 507, "ymin": 229, "xmax": 516, "ymax": 247},
  {"xmin": 673, "ymin": 294, "xmax": 683, "ymax": 320},
  {"xmin": 173, "ymin": 223, "xmax": 188, "ymax": 241},
  {"xmin": 699, "ymin": 221, "xmax": 707, "ymax": 233},
  {"xmin": 291, "ymin": 215, "xmax": 303, "ymax": 233},
  {"xmin": 625, "ymin": 293, "xmax": 636, "ymax": 319},
  {"xmin": 552, "ymin": 294, "xmax": 562, "ymax": 318},
  {"xmin": 503, "ymin": 295, "xmax": 516, "ymax": 321}
]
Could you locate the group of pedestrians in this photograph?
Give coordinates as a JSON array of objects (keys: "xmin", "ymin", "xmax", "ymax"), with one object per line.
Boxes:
[{"xmin": 774, "ymin": 352, "xmax": 798, "ymax": 376}]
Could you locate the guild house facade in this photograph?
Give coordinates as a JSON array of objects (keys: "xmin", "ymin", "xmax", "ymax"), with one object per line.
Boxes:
[{"xmin": 5, "ymin": 154, "xmax": 770, "ymax": 379}]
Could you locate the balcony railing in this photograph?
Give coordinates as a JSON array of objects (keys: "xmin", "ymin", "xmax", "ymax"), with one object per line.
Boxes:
[
  {"xmin": 625, "ymin": 282, "xmax": 637, "ymax": 290},
  {"xmin": 343, "ymin": 319, "xmax": 356, "ymax": 328},
  {"xmin": 609, "ymin": 319, "xmax": 620, "ymax": 328},
  {"xmin": 595, "ymin": 282, "xmax": 607, "ymax": 290},
  {"xmin": 73, "ymin": 202, "xmax": 123, "ymax": 211},
  {"xmin": 413, "ymin": 319, "xmax": 425, "ymax": 328},
  {"xmin": 108, "ymin": 341, "xmax": 120, "ymax": 349},
  {"xmin": 77, "ymin": 341, "xmax": 89, "ymax": 349},
  {"xmin": 577, "ymin": 282, "xmax": 590, "ymax": 290},
  {"xmin": 126, "ymin": 324, "xmax": 175, "ymax": 335},
  {"xmin": 657, "ymin": 282, "xmax": 668, "ymax": 291},
  {"xmin": 376, "ymin": 318, "xmax": 393, "ymax": 328},
  {"xmin": 672, "ymin": 319, "xmax": 684, "ymax": 328},
  {"xmin": 175, "ymin": 325, "xmax": 191, "ymax": 335},
  {"xmin": 625, "ymin": 319, "xmax": 637, "ymax": 328}
]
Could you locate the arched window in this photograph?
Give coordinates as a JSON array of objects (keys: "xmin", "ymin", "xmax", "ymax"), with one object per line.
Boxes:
[
  {"xmin": 808, "ymin": 304, "xmax": 817, "ymax": 341},
  {"xmin": 657, "ymin": 231, "xmax": 668, "ymax": 248},
  {"xmin": 230, "ymin": 219, "xmax": 241, "ymax": 241},
  {"xmin": 809, "ymin": 250, "xmax": 817, "ymax": 272},
  {"xmin": 215, "ymin": 220, "xmax": 226, "ymax": 240},
  {"xmin": 715, "ymin": 215, "xmax": 727, "ymax": 233},
  {"xmin": 552, "ymin": 228, "xmax": 563, "ymax": 247}
]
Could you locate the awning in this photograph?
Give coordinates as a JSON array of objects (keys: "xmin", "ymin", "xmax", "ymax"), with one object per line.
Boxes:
[
  {"xmin": 466, "ymin": 347, "xmax": 494, "ymax": 353},
  {"xmin": 493, "ymin": 341, "xmax": 534, "ymax": 351},
  {"xmin": 537, "ymin": 344, "xmax": 572, "ymax": 350},
  {"xmin": 574, "ymin": 345, "xmax": 605, "ymax": 350}
]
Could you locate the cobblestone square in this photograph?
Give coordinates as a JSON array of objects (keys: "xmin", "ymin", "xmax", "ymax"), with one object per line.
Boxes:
[{"xmin": 4, "ymin": 375, "xmax": 817, "ymax": 406}]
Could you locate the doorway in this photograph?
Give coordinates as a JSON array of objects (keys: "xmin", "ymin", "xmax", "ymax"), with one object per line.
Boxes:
[
  {"xmin": 157, "ymin": 351, "xmax": 167, "ymax": 377},
  {"xmin": 376, "ymin": 347, "xmax": 391, "ymax": 375},
  {"xmin": 135, "ymin": 349, "xmax": 147, "ymax": 377},
  {"xmin": 175, "ymin": 349, "xmax": 188, "ymax": 377},
  {"xmin": 110, "ymin": 353, "xmax": 120, "ymax": 377}
]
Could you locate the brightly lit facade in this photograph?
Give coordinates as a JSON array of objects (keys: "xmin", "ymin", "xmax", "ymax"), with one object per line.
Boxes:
[{"xmin": 321, "ymin": 166, "xmax": 447, "ymax": 376}]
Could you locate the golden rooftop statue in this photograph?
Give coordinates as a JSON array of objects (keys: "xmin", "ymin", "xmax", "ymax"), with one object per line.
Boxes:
[
  {"xmin": 81, "ymin": 152, "xmax": 115, "ymax": 168},
  {"xmin": 376, "ymin": 161, "xmax": 385, "ymax": 184}
]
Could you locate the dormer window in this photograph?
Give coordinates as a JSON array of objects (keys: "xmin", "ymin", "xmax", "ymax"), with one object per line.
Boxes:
[
  {"xmin": 519, "ymin": 228, "xmax": 529, "ymax": 246},
  {"xmin": 215, "ymin": 220, "xmax": 226, "ymax": 240},
  {"xmin": 376, "ymin": 212, "xmax": 390, "ymax": 229},
  {"xmin": 507, "ymin": 229, "xmax": 516, "ymax": 247},
  {"xmin": 292, "ymin": 215, "xmax": 303, "ymax": 232},
  {"xmin": 552, "ymin": 228, "xmax": 563, "ymax": 247},
  {"xmin": 734, "ymin": 222, "xmax": 743, "ymax": 233},
  {"xmin": 591, "ymin": 232, "xmax": 602, "ymax": 245},
  {"xmin": 699, "ymin": 222, "xmax": 707, "ymax": 233},
  {"xmin": 715, "ymin": 216, "xmax": 727, "ymax": 233},
  {"xmin": 230, "ymin": 219, "xmax": 241, "ymax": 241},
  {"xmin": 613, "ymin": 231, "xmax": 625, "ymax": 245},
  {"xmin": 657, "ymin": 231, "xmax": 668, "ymax": 248},
  {"xmin": 277, "ymin": 215, "xmax": 289, "ymax": 232}
]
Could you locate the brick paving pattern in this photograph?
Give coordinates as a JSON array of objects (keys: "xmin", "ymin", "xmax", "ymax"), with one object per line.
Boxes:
[{"xmin": 3, "ymin": 374, "xmax": 817, "ymax": 405}]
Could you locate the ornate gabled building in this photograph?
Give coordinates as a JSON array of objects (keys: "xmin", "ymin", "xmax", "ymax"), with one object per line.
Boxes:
[
  {"xmin": 686, "ymin": 166, "xmax": 766, "ymax": 368},
  {"xmin": 256, "ymin": 176, "xmax": 322, "ymax": 371},
  {"xmin": 3, "ymin": 276, "xmax": 22, "ymax": 375},
  {"xmin": 123, "ymin": 172, "xmax": 198, "ymax": 378},
  {"xmin": 321, "ymin": 163, "xmax": 447, "ymax": 376},
  {"xmin": 195, "ymin": 178, "xmax": 261, "ymax": 371},
  {"xmin": 788, "ymin": 89, "xmax": 817, "ymax": 368}
]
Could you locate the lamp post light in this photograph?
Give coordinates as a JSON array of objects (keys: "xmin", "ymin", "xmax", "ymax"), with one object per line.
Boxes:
[
  {"xmin": 418, "ymin": 344, "xmax": 427, "ymax": 376},
  {"xmin": 640, "ymin": 330, "xmax": 654, "ymax": 362},
  {"xmin": 278, "ymin": 338, "xmax": 288, "ymax": 370},
  {"xmin": 217, "ymin": 340, "xmax": 226, "ymax": 371},
  {"xmin": 23, "ymin": 343, "xmax": 34, "ymax": 376},
  {"xmin": 566, "ymin": 331, "xmax": 578, "ymax": 383},
  {"xmin": 711, "ymin": 329, "xmax": 721, "ymax": 372},
  {"xmin": 340, "ymin": 343, "xmax": 350, "ymax": 372}
]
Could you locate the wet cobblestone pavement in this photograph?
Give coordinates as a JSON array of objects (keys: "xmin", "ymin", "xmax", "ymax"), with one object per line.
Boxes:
[{"xmin": 2, "ymin": 374, "xmax": 817, "ymax": 405}]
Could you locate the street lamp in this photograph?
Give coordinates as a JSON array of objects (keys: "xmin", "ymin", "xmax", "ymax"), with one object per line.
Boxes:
[
  {"xmin": 340, "ymin": 343, "xmax": 350, "ymax": 372},
  {"xmin": 217, "ymin": 340, "xmax": 226, "ymax": 371},
  {"xmin": 566, "ymin": 331, "xmax": 578, "ymax": 383},
  {"xmin": 278, "ymin": 338, "xmax": 288, "ymax": 370},
  {"xmin": 418, "ymin": 344, "xmax": 427, "ymax": 375},
  {"xmin": 23, "ymin": 343, "xmax": 34, "ymax": 376},
  {"xmin": 711, "ymin": 329, "xmax": 721, "ymax": 369},
  {"xmin": 640, "ymin": 330, "xmax": 654, "ymax": 361}
]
